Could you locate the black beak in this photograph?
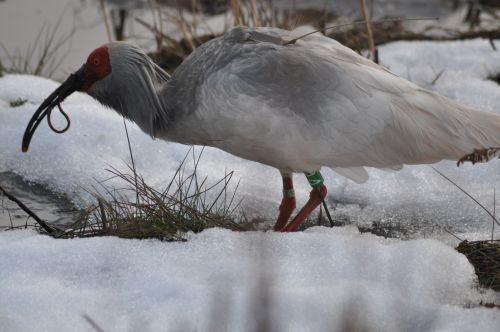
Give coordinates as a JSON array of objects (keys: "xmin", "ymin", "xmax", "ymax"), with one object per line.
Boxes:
[{"xmin": 22, "ymin": 65, "xmax": 86, "ymax": 152}]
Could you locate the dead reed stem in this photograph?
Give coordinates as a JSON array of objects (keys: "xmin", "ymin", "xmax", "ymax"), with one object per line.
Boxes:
[
  {"xmin": 457, "ymin": 240, "xmax": 500, "ymax": 291},
  {"xmin": 148, "ymin": 0, "xmax": 165, "ymax": 54},
  {"xmin": 176, "ymin": 8, "xmax": 197, "ymax": 51},
  {"xmin": 134, "ymin": 17, "xmax": 178, "ymax": 45},
  {"xmin": 99, "ymin": 0, "xmax": 113, "ymax": 43},
  {"xmin": 359, "ymin": 0, "xmax": 377, "ymax": 62},
  {"xmin": 432, "ymin": 167, "xmax": 500, "ymax": 228},
  {"xmin": 0, "ymin": 12, "xmax": 75, "ymax": 78},
  {"xmin": 68, "ymin": 147, "xmax": 244, "ymax": 241},
  {"xmin": 230, "ymin": 0, "xmax": 242, "ymax": 26},
  {"xmin": 250, "ymin": 0, "xmax": 261, "ymax": 26},
  {"xmin": 191, "ymin": 0, "xmax": 198, "ymax": 34},
  {"xmin": 0, "ymin": 183, "xmax": 55, "ymax": 234}
]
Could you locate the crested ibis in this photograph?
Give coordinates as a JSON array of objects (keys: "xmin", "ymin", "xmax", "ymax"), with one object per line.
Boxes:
[{"xmin": 21, "ymin": 27, "xmax": 500, "ymax": 232}]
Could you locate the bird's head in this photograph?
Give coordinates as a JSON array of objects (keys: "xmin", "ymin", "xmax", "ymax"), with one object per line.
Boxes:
[
  {"xmin": 22, "ymin": 42, "xmax": 170, "ymax": 152},
  {"xmin": 81, "ymin": 44, "xmax": 113, "ymax": 92}
]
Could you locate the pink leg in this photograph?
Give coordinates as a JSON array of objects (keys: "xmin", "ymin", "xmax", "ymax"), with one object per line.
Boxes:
[
  {"xmin": 273, "ymin": 174, "xmax": 296, "ymax": 231},
  {"xmin": 281, "ymin": 185, "xmax": 327, "ymax": 232}
]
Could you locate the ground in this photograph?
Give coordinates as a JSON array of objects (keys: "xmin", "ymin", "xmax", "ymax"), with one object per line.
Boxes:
[{"xmin": 0, "ymin": 227, "xmax": 499, "ymax": 331}]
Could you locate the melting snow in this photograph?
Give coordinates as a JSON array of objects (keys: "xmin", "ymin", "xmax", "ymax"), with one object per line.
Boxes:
[{"xmin": 0, "ymin": 227, "xmax": 499, "ymax": 331}]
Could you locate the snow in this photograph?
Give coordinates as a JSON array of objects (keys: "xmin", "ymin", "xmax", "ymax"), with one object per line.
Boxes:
[
  {"xmin": 406, "ymin": 5, "xmax": 500, "ymax": 37},
  {"xmin": 0, "ymin": 227, "xmax": 498, "ymax": 332},
  {"xmin": 1, "ymin": 35, "xmax": 500, "ymax": 331}
]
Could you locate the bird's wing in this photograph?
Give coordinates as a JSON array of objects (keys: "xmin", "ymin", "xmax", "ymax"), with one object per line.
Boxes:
[
  {"xmin": 330, "ymin": 167, "xmax": 369, "ymax": 184},
  {"xmin": 190, "ymin": 27, "xmax": 500, "ymax": 179}
]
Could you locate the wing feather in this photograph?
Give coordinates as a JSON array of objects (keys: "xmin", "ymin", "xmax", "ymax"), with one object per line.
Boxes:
[{"xmin": 172, "ymin": 27, "xmax": 500, "ymax": 180}]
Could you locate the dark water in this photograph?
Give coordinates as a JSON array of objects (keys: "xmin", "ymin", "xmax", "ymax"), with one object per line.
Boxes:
[
  {"xmin": 0, "ymin": 0, "xmax": 457, "ymax": 80},
  {"xmin": 273, "ymin": 0, "xmax": 456, "ymax": 18},
  {"xmin": 0, "ymin": 172, "xmax": 79, "ymax": 228}
]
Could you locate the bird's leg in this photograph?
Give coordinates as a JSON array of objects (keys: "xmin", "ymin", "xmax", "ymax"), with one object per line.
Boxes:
[
  {"xmin": 273, "ymin": 173, "xmax": 296, "ymax": 231},
  {"xmin": 281, "ymin": 171, "xmax": 327, "ymax": 232}
]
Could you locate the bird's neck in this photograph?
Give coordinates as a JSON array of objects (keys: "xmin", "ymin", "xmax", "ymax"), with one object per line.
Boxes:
[{"xmin": 92, "ymin": 59, "xmax": 174, "ymax": 138}]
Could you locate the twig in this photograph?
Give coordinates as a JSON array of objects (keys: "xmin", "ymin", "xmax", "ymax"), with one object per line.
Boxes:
[
  {"xmin": 122, "ymin": 117, "xmax": 139, "ymax": 209},
  {"xmin": 148, "ymin": 0, "xmax": 164, "ymax": 54},
  {"xmin": 432, "ymin": 167, "xmax": 500, "ymax": 227},
  {"xmin": 359, "ymin": 0, "xmax": 377, "ymax": 62},
  {"xmin": 431, "ymin": 69, "xmax": 445, "ymax": 85},
  {"xmin": 230, "ymin": 0, "xmax": 241, "ymax": 26},
  {"xmin": 191, "ymin": 0, "xmax": 198, "ymax": 34},
  {"xmin": 98, "ymin": 198, "xmax": 108, "ymax": 231},
  {"xmin": 317, "ymin": 204, "xmax": 323, "ymax": 226},
  {"xmin": 134, "ymin": 17, "xmax": 178, "ymax": 45},
  {"xmin": 100, "ymin": 0, "xmax": 113, "ymax": 43},
  {"xmin": 0, "ymin": 10, "xmax": 75, "ymax": 78},
  {"xmin": 82, "ymin": 314, "xmax": 105, "ymax": 332},
  {"xmin": 175, "ymin": 8, "xmax": 197, "ymax": 51},
  {"xmin": 283, "ymin": 17, "xmax": 438, "ymax": 45},
  {"xmin": 0, "ymin": 183, "xmax": 54, "ymax": 234},
  {"xmin": 250, "ymin": 0, "xmax": 261, "ymax": 26},
  {"xmin": 110, "ymin": 8, "xmax": 128, "ymax": 41},
  {"xmin": 489, "ymin": 38, "xmax": 497, "ymax": 51},
  {"xmin": 444, "ymin": 227, "xmax": 463, "ymax": 241},
  {"xmin": 492, "ymin": 188, "xmax": 496, "ymax": 241}
]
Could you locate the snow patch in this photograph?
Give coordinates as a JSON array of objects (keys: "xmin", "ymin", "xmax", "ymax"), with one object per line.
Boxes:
[{"xmin": 0, "ymin": 229, "xmax": 498, "ymax": 331}]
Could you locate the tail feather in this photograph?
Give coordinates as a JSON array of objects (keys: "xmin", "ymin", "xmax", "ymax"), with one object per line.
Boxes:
[
  {"xmin": 457, "ymin": 147, "xmax": 500, "ymax": 166},
  {"xmin": 453, "ymin": 106, "xmax": 500, "ymax": 164},
  {"xmin": 389, "ymin": 90, "xmax": 500, "ymax": 166}
]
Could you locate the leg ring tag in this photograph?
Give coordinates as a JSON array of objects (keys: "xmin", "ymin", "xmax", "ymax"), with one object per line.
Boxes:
[{"xmin": 305, "ymin": 171, "xmax": 324, "ymax": 189}]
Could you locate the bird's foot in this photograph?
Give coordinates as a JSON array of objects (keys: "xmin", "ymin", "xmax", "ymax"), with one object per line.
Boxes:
[
  {"xmin": 281, "ymin": 185, "xmax": 327, "ymax": 232},
  {"xmin": 457, "ymin": 147, "xmax": 500, "ymax": 166},
  {"xmin": 273, "ymin": 194, "xmax": 296, "ymax": 231}
]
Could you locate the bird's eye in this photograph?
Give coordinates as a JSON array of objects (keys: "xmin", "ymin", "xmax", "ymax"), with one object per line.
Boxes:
[{"xmin": 93, "ymin": 58, "xmax": 100, "ymax": 66}]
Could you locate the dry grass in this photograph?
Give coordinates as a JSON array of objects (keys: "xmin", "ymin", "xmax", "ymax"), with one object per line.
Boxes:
[
  {"xmin": 431, "ymin": 167, "xmax": 500, "ymax": 292},
  {"xmin": 457, "ymin": 240, "xmax": 500, "ymax": 291},
  {"xmin": 63, "ymin": 147, "xmax": 245, "ymax": 241},
  {"xmin": 134, "ymin": 0, "xmax": 340, "ymax": 71},
  {"xmin": 0, "ymin": 13, "xmax": 74, "ymax": 79}
]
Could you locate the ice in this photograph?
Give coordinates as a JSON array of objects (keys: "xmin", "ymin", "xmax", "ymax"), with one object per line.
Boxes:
[{"xmin": 0, "ymin": 228, "xmax": 498, "ymax": 332}]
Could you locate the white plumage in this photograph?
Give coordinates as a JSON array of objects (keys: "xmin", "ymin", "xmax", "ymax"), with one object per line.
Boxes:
[{"xmin": 158, "ymin": 27, "xmax": 500, "ymax": 183}]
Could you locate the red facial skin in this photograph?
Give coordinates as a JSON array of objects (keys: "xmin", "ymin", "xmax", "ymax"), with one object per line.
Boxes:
[{"xmin": 79, "ymin": 45, "xmax": 112, "ymax": 92}]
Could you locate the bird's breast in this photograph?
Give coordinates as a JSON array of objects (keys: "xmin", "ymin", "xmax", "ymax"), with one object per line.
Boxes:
[{"xmin": 163, "ymin": 104, "xmax": 331, "ymax": 173}]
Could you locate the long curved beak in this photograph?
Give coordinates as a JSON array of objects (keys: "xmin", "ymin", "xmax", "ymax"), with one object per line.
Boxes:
[{"xmin": 21, "ymin": 65, "xmax": 86, "ymax": 152}]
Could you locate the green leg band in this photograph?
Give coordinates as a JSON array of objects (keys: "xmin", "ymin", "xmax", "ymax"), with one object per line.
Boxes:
[{"xmin": 305, "ymin": 171, "xmax": 324, "ymax": 189}]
